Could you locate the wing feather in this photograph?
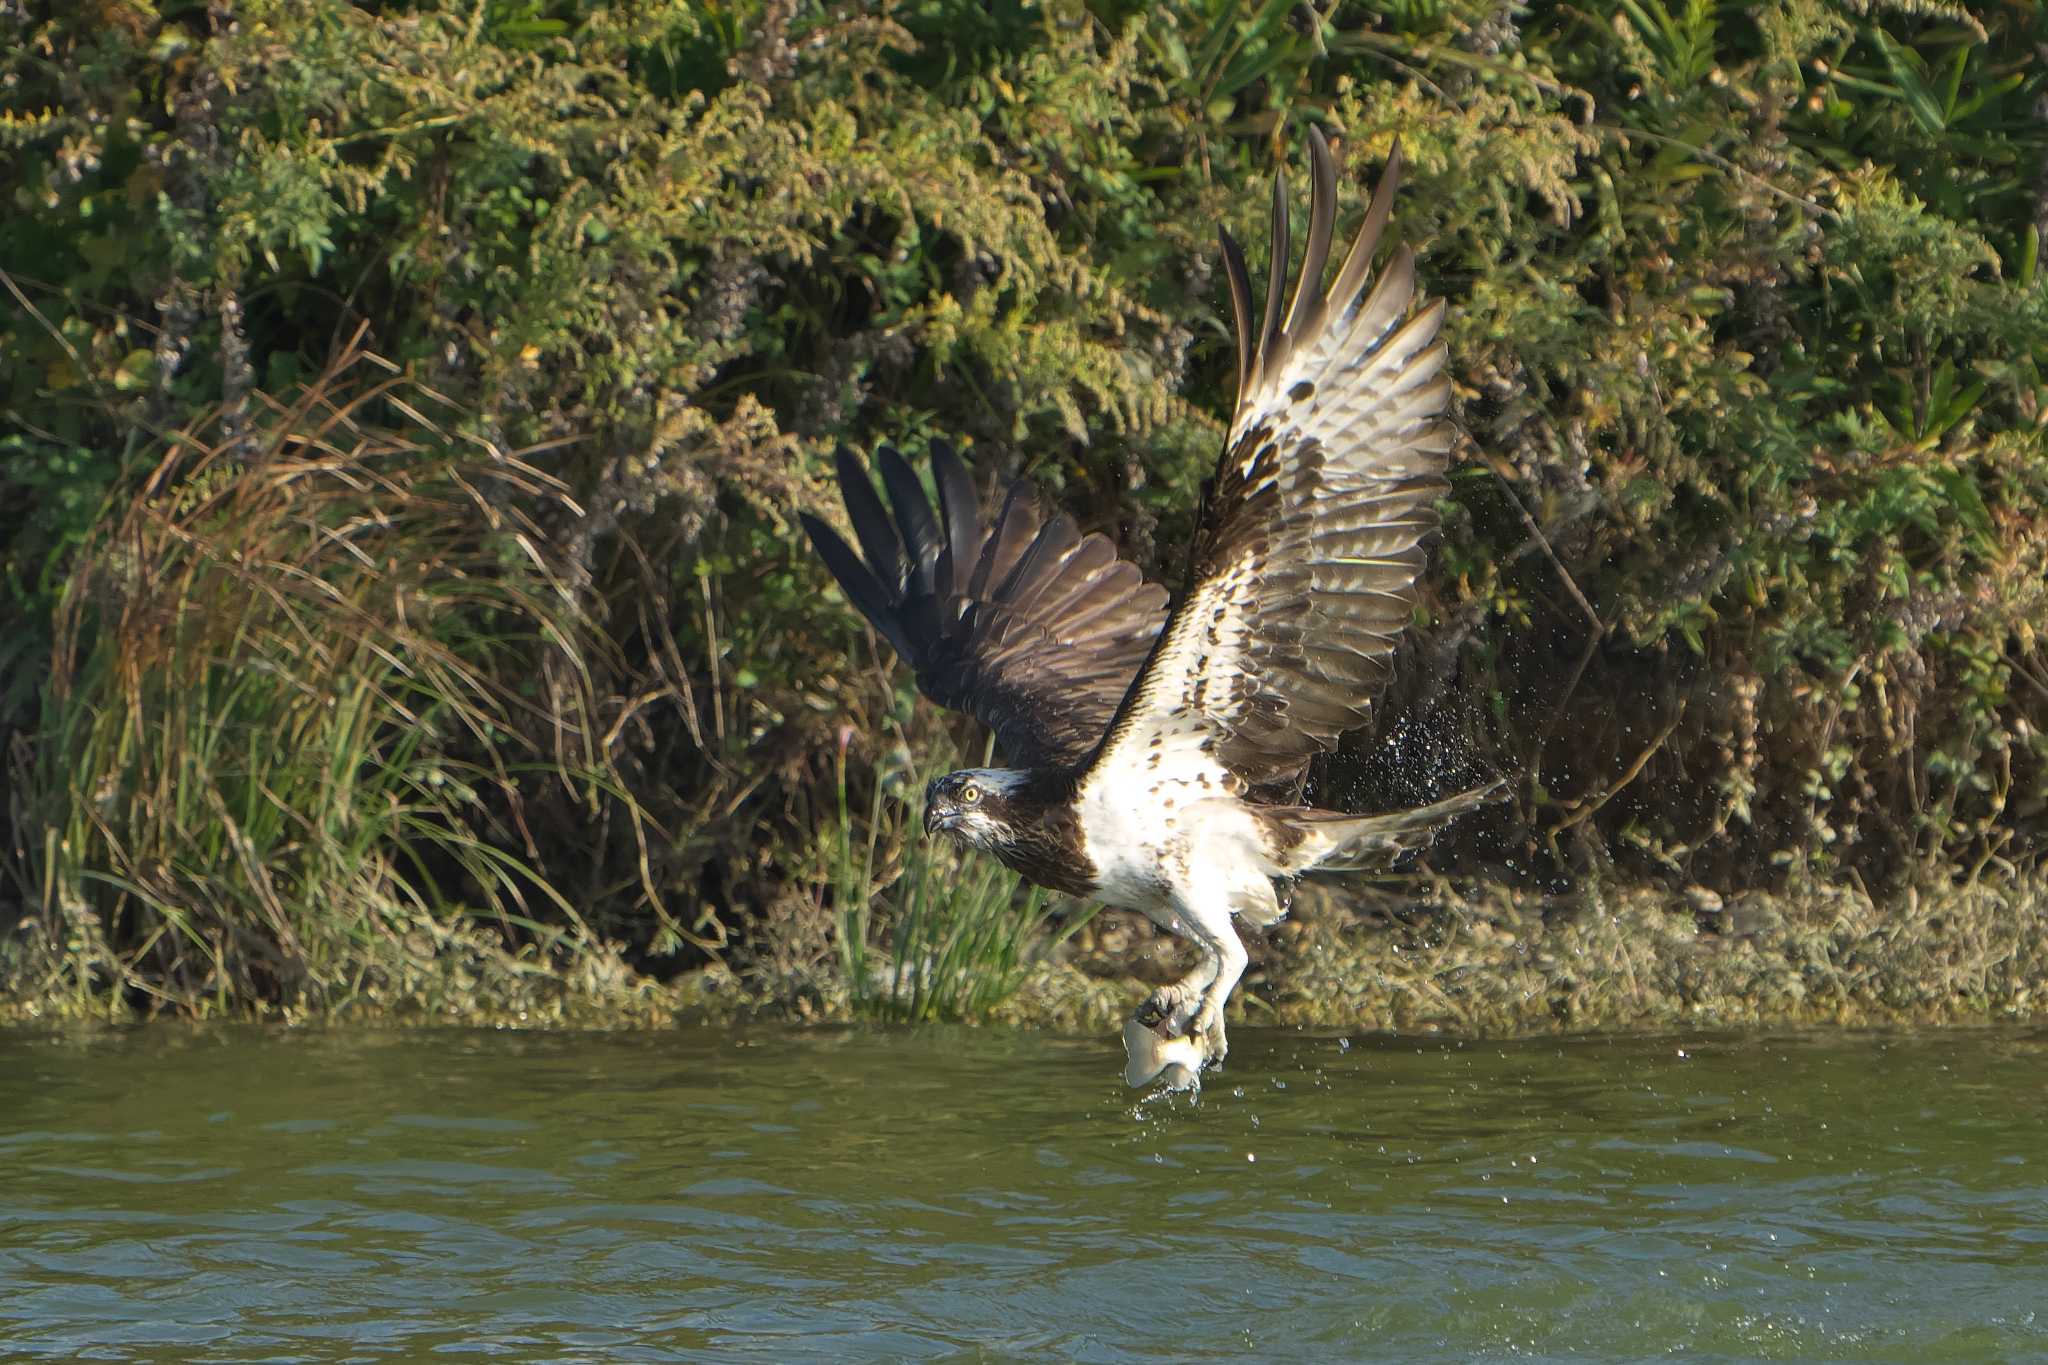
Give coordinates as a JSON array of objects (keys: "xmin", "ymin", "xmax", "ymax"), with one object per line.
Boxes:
[
  {"xmin": 931, "ymin": 439, "xmax": 979, "ymax": 601},
  {"xmin": 1255, "ymin": 172, "xmax": 1290, "ymax": 387},
  {"xmin": 1092, "ymin": 131, "xmax": 1455, "ymax": 789},
  {"xmin": 803, "ymin": 519, "xmax": 913, "ymax": 662},
  {"xmin": 804, "ymin": 446, "xmax": 1170, "ymax": 769},
  {"xmin": 1281, "ymin": 129, "xmax": 1339, "ymax": 344},
  {"xmin": 876, "ymin": 445, "xmax": 943, "ymax": 588},
  {"xmin": 835, "ymin": 446, "xmax": 908, "ymax": 597},
  {"xmin": 1220, "ymin": 231, "xmax": 1256, "ymax": 399},
  {"xmin": 968, "ymin": 486, "xmax": 1040, "ymax": 604}
]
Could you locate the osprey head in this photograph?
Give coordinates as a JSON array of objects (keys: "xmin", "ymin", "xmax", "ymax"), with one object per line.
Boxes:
[{"xmin": 923, "ymin": 768, "xmax": 1024, "ymax": 849}]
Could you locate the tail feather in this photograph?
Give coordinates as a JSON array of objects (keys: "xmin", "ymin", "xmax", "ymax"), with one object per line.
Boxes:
[{"xmin": 1270, "ymin": 777, "xmax": 1509, "ymax": 874}]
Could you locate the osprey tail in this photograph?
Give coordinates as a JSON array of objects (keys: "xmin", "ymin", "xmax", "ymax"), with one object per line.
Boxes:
[{"xmin": 1262, "ymin": 779, "xmax": 1507, "ymax": 876}]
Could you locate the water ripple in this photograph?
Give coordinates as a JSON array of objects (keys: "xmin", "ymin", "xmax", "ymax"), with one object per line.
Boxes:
[{"xmin": 1, "ymin": 1026, "xmax": 2045, "ymax": 1361}]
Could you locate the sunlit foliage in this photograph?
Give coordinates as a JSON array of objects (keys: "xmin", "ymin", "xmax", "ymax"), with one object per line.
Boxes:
[{"xmin": 3, "ymin": 0, "xmax": 2045, "ymax": 1015}]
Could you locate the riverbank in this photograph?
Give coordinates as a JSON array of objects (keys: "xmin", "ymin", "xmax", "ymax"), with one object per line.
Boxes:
[
  {"xmin": 7, "ymin": 873, "xmax": 2039, "ymax": 1035},
  {"xmin": 6, "ymin": 5, "xmax": 2046, "ymax": 1038}
]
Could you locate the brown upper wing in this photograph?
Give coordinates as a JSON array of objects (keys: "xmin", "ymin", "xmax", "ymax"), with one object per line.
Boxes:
[
  {"xmin": 802, "ymin": 442, "xmax": 1170, "ymax": 770},
  {"xmin": 1090, "ymin": 131, "xmax": 1453, "ymax": 790}
]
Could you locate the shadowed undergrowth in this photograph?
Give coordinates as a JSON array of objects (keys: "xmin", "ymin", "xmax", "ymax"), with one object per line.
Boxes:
[{"xmin": 3, "ymin": 0, "xmax": 2047, "ymax": 1025}]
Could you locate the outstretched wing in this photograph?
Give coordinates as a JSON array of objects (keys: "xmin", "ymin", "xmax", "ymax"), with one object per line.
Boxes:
[
  {"xmin": 1092, "ymin": 131, "xmax": 1453, "ymax": 790},
  {"xmin": 802, "ymin": 441, "xmax": 1170, "ymax": 769}
]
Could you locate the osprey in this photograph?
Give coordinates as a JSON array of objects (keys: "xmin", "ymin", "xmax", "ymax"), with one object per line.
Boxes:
[{"xmin": 802, "ymin": 131, "xmax": 1496, "ymax": 1087}]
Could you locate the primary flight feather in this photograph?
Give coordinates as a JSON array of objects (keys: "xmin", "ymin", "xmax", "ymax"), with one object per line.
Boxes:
[{"xmin": 802, "ymin": 130, "xmax": 1498, "ymax": 1086}]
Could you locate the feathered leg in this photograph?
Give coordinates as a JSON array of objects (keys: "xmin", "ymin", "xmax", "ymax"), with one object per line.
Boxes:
[
  {"xmin": 1135, "ymin": 892, "xmax": 1245, "ymax": 1066},
  {"xmin": 1189, "ymin": 929, "xmax": 1246, "ymax": 1063}
]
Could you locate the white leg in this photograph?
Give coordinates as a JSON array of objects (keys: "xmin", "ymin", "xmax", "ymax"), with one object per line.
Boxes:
[
  {"xmin": 1142, "ymin": 893, "xmax": 1242, "ymax": 1067},
  {"xmin": 1190, "ymin": 929, "xmax": 1246, "ymax": 1065}
]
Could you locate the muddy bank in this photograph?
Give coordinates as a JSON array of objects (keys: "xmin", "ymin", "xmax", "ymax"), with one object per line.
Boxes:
[
  {"xmin": 974, "ymin": 875, "xmax": 2048, "ymax": 1036},
  {"xmin": 8, "ymin": 876, "xmax": 2040, "ymax": 1035},
  {"xmin": 1248, "ymin": 877, "xmax": 2046, "ymax": 1033}
]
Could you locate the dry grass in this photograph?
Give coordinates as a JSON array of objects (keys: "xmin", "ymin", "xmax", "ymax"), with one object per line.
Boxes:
[{"xmin": 9, "ymin": 336, "xmax": 666, "ymax": 1018}]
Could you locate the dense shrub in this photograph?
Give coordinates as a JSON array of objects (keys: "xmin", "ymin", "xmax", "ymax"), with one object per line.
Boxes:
[{"xmin": 3, "ymin": 0, "xmax": 2045, "ymax": 1013}]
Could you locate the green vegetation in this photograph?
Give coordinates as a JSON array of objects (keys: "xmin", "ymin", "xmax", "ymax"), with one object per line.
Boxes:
[
  {"xmin": 827, "ymin": 733, "xmax": 1085, "ymax": 1023},
  {"xmin": 3, "ymin": 0, "xmax": 2046, "ymax": 1025}
]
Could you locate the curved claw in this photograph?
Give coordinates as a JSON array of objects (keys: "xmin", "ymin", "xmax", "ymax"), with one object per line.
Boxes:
[
  {"xmin": 1138, "ymin": 984, "xmax": 1201, "ymax": 1039},
  {"xmin": 1124, "ymin": 980, "xmax": 1233, "ymax": 1088},
  {"xmin": 1191, "ymin": 1000, "xmax": 1229, "ymax": 1066}
]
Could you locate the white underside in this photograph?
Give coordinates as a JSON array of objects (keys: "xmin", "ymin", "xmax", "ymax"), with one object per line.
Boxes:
[
  {"xmin": 1074, "ymin": 756, "xmax": 1289, "ymax": 1085},
  {"xmin": 1073, "ymin": 778, "xmax": 1281, "ymax": 925}
]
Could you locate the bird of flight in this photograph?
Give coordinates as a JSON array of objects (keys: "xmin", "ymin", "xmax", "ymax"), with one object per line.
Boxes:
[{"xmin": 802, "ymin": 130, "xmax": 1498, "ymax": 1088}]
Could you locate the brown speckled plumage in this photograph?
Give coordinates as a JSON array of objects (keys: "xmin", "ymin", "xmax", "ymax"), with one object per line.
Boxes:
[{"xmin": 806, "ymin": 132, "xmax": 1499, "ymax": 1085}]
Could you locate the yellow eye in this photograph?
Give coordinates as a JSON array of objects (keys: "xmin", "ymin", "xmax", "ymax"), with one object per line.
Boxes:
[{"xmin": 960, "ymin": 783, "xmax": 981, "ymax": 805}]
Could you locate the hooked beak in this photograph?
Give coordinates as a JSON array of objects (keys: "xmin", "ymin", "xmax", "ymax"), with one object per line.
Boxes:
[{"xmin": 923, "ymin": 805, "xmax": 955, "ymax": 837}]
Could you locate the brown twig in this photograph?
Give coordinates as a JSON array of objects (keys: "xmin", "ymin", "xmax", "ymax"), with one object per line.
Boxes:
[{"xmin": 1549, "ymin": 702, "xmax": 1688, "ymax": 834}]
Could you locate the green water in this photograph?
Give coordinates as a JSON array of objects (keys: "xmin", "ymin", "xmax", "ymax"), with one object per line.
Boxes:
[{"xmin": 2, "ymin": 1026, "xmax": 2043, "ymax": 1362}]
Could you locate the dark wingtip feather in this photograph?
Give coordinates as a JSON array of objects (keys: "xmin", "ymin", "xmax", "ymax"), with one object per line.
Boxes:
[
  {"xmin": 801, "ymin": 512, "xmax": 915, "ymax": 660},
  {"xmin": 928, "ymin": 439, "xmax": 978, "ymax": 604},
  {"xmin": 876, "ymin": 444, "xmax": 942, "ymax": 597},
  {"xmin": 811, "ymin": 441, "xmax": 1168, "ymax": 771},
  {"xmin": 832, "ymin": 444, "xmax": 869, "ymax": 494},
  {"xmin": 796, "ymin": 509, "xmax": 831, "ymax": 553},
  {"xmin": 1219, "ymin": 227, "xmax": 1255, "ymax": 407},
  {"xmin": 834, "ymin": 445, "xmax": 908, "ymax": 597}
]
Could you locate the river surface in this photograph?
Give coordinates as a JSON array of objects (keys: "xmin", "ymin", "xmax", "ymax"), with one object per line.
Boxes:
[{"xmin": 2, "ymin": 1025, "xmax": 2044, "ymax": 1362}]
